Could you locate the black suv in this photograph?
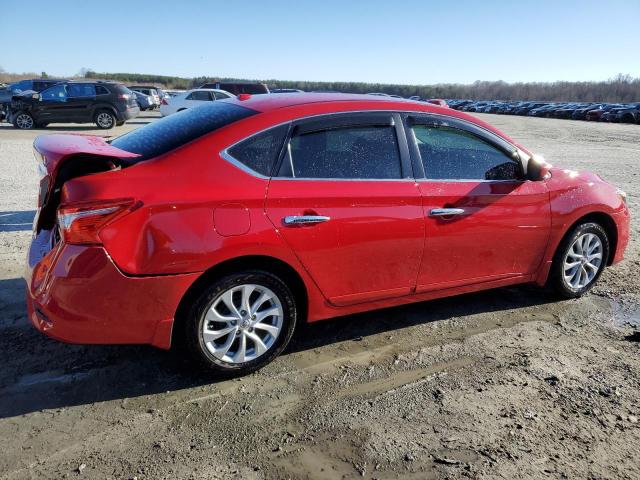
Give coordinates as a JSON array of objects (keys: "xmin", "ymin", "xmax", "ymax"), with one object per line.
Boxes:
[
  {"xmin": 0, "ymin": 78, "xmax": 65, "ymax": 121},
  {"xmin": 10, "ymin": 81, "xmax": 140, "ymax": 129}
]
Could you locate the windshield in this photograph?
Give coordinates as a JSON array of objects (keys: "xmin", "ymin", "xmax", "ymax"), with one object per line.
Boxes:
[{"xmin": 110, "ymin": 101, "xmax": 257, "ymax": 162}]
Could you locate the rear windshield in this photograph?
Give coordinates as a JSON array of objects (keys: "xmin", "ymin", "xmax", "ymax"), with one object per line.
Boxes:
[{"xmin": 110, "ymin": 102, "xmax": 257, "ymax": 162}]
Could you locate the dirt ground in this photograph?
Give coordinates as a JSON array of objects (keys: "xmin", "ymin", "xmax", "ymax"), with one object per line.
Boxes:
[{"xmin": 0, "ymin": 112, "xmax": 638, "ymax": 480}]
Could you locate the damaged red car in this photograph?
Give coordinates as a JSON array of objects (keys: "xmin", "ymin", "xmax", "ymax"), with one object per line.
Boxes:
[{"xmin": 26, "ymin": 93, "xmax": 630, "ymax": 375}]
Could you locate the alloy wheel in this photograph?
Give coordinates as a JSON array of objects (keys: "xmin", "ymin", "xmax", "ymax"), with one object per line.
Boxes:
[
  {"xmin": 96, "ymin": 112, "xmax": 114, "ymax": 128},
  {"xmin": 201, "ymin": 284, "xmax": 283, "ymax": 364},
  {"xmin": 16, "ymin": 114, "xmax": 34, "ymax": 129},
  {"xmin": 563, "ymin": 233, "xmax": 603, "ymax": 289}
]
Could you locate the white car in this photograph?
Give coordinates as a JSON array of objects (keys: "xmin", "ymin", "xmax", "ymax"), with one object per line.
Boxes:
[{"xmin": 159, "ymin": 88, "xmax": 234, "ymax": 116}]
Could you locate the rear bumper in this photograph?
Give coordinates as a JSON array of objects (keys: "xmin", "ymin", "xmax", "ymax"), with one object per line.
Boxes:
[
  {"xmin": 117, "ymin": 105, "xmax": 140, "ymax": 122},
  {"xmin": 25, "ymin": 238, "xmax": 199, "ymax": 349}
]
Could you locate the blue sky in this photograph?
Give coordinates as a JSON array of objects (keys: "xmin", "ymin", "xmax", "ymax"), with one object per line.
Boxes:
[{"xmin": 2, "ymin": 0, "xmax": 638, "ymax": 84}]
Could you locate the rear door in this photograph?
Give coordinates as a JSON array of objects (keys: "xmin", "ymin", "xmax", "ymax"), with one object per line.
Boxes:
[
  {"xmin": 405, "ymin": 114, "xmax": 551, "ymax": 291},
  {"xmin": 265, "ymin": 112, "xmax": 425, "ymax": 306},
  {"xmin": 65, "ymin": 84, "xmax": 97, "ymax": 121}
]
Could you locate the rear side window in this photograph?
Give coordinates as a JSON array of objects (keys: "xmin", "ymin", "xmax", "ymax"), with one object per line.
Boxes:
[
  {"xmin": 67, "ymin": 84, "xmax": 96, "ymax": 97},
  {"xmin": 227, "ymin": 124, "xmax": 289, "ymax": 176},
  {"xmin": 186, "ymin": 91, "xmax": 212, "ymax": 101},
  {"xmin": 279, "ymin": 125, "xmax": 402, "ymax": 179},
  {"xmin": 412, "ymin": 125, "xmax": 521, "ymax": 180},
  {"xmin": 110, "ymin": 102, "xmax": 257, "ymax": 162},
  {"xmin": 95, "ymin": 85, "xmax": 109, "ymax": 95}
]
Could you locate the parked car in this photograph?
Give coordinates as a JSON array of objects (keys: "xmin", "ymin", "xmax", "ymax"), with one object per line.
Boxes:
[
  {"xmin": 0, "ymin": 78, "xmax": 65, "ymax": 121},
  {"xmin": 159, "ymin": 88, "xmax": 234, "ymax": 116},
  {"xmin": 585, "ymin": 104, "xmax": 624, "ymax": 121},
  {"xmin": 426, "ymin": 99, "xmax": 448, "ymax": 107},
  {"xmin": 129, "ymin": 86, "xmax": 160, "ymax": 107},
  {"xmin": 601, "ymin": 103, "xmax": 640, "ymax": 123},
  {"xmin": 25, "ymin": 93, "xmax": 629, "ymax": 375},
  {"xmin": 200, "ymin": 81, "xmax": 269, "ymax": 95},
  {"xmin": 572, "ymin": 104, "xmax": 604, "ymax": 120},
  {"xmin": 514, "ymin": 102, "xmax": 549, "ymax": 115},
  {"xmin": 132, "ymin": 90, "xmax": 154, "ymax": 111},
  {"xmin": 10, "ymin": 81, "xmax": 139, "ymax": 129}
]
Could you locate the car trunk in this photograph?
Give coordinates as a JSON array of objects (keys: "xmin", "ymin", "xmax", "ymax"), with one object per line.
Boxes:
[{"xmin": 30, "ymin": 134, "xmax": 140, "ymax": 257}]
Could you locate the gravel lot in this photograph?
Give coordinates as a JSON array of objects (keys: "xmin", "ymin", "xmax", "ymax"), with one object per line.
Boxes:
[{"xmin": 0, "ymin": 112, "xmax": 638, "ymax": 480}]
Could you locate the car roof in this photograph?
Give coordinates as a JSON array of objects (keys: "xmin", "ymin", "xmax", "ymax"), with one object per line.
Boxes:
[
  {"xmin": 227, "ymin": 92, "xmax": 422, "ymax": 113},
  {"xmin": 189, "ymin": 88, "xmax": 232, "ymax": 93},
  {"xmin": 220, "ymin": 92, "xmax": 529, "ymax": 154}
]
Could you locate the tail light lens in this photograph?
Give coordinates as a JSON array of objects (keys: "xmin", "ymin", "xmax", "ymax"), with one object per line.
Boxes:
[
  {"xmin": 57, "ymin": 199, "xmax": 135, "ymax": 245},
  {"xmin": 161, "ymin": 98, "xmax": 168, "ymax": 105},
  {"xmin": 119, "ymin": 93, "xmax": 130, "ymax": 100}
]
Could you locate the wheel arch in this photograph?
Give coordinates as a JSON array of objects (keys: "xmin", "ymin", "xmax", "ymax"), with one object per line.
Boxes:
[
  {"xmin": 171, "ymin": 254, "xmax": 308, "ymax": 349},
  {"xmin": 91, "ymin": 103, "xmax": 118, "ymax": 118},
  {"xmin": 555, "ymin": 211, "xmax": 618, "ymax": 266}
]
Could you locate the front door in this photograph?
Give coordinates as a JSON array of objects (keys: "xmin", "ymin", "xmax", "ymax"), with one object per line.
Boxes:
[
  {"xmin": 265, "ymin": 113, "xmax": 425, "ymax": 306},
  {"xmin": 405, "ymin": 115, "xmax": 551, "ymax": 291}
]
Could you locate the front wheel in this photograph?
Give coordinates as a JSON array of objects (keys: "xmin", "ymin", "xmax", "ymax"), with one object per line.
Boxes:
[
  {"xmin": 549, "ymin": 222, "xmax": 609, "ymax": 298},
  {"xmin": 13, "ymin": 112, "xmax": 35, "ymax": 129},
  {"xmin": 94, "ymin": 110, "xmax": 116, "ymax": 129},
  {"xmin": 185, "ymin": 271, "xmax": 297, "ymax": 376}
]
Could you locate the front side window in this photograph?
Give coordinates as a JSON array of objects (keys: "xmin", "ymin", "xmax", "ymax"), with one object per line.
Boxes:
[
  {"xmin": 412, "ymin": 125, "xmax": 521, "ymax": 181},
  {"xmin": 227, "ymin": 124, "xmax": 289, "ymax": 176},
  {"xmin": 186, "ymin": 91, "xmax": 212, "ymax": 101},
  {"xmin": 41, "ymin": 84, "xmax": 68, "ymax": 102},
  {"xmin": 280, "ymin": 125, "xmax": 402, "ymax": 179}
]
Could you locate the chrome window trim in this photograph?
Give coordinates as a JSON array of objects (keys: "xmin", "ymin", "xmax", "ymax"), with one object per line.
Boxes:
[
  {"xmin": 219, "ymin": 109, "xmax": 520, "ymax": 182},
  {"xmin": 220, "ymin": 150, "xmax": 270, "ymax": 180},
  {"xmin": 417, "ymin": 178, "xmax": 526, "ymax": 184}
]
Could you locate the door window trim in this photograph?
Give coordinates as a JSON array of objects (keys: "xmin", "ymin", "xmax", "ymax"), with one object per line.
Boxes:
[{"xmin": 404, "ymin": 113, "xmax": 525, "ymax": 182}]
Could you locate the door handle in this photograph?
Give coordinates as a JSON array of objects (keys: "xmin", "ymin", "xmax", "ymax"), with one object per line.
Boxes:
[
  {"xmin": 283, "ymin": 215, "xmax": 331, "ymax": 226},
  {"xmin": 429, "ymin": 208, "xmax": 465, "ymax": 217}
]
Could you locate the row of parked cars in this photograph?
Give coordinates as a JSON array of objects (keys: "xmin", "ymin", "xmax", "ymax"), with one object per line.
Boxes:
[
  {"xmin": 448, "ymin": 99, "xmax": 640, "ymax": 123},
  {"xmin": 0, "ymin": 78, "xmax": 276, "ymax": 129}
]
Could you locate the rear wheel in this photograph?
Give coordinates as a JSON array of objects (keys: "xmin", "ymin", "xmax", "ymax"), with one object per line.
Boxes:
[
  {"xmin": 185, "ymin": 271, "xmax": 297, "ymax": 376},
  {"xmin": 13, "ymin": 112, "xmax": 35, "ymax": 129},
  {"xmin": 549, "ymin": 222, "xmax": 609, "ymax": 298},
  {"xmin": 94, "ymin": 110, "xmax": 116, "ymax": 129}
]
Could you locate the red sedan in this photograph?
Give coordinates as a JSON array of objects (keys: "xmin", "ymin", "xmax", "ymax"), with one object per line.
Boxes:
[{"xmin": 26, "ymin": 93, "xmax": 630, "ymax": 375}]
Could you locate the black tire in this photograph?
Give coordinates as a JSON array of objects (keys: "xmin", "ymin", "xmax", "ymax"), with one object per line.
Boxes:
[
  {"xmin": 94, "ymin": 109, "xmax": 116, "ymax": 129},
  {"xmin": 548, "ymin": 222, "xmax": 609, "ymax": 298},
  {"xmin": 12, "ymin": 111, "xmax": 35, "ymax": 129},
  {"xmin": 185, "ymin": 270, "xmax": 297, "ymax": 376},
  {"xmin": 116, "ymin": 121, "xmax": 125, "ymax": 127}
]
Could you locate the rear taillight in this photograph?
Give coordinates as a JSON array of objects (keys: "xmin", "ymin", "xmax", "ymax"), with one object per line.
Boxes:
[
  {"xmin": 57, "ymin": 199, "xmax": 134, "ymax": 245},
  {"xmin": 161, "ymin": 98, "xmax": 168, "ymax": 105},
  {"xmin": 119, "ymin": 93, "xmax": 130, "ymax": 100}
]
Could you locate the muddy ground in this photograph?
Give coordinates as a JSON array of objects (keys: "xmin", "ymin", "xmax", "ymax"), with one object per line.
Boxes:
[{"xmin": 0, "ymin": 113, "xmax": 638, "ymax": 480}]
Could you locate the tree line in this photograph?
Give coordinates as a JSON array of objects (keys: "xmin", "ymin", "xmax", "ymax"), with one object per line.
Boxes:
[
  {"xmin": 88, "ymin": 72, "xmax": 639, "ymax": 103},
  {"xmin": 2, "ymin": 67, "xmax": 638, "ymax": 103}
]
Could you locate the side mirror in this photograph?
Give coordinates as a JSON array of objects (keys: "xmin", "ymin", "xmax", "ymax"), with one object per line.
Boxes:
[
  {"xmin": 32, "ymin": 93, "xmax": 41, "ymax": 101},
  {"xmin": 527, "ymin": 154, "xmax": 552, "ymax": 181}
]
